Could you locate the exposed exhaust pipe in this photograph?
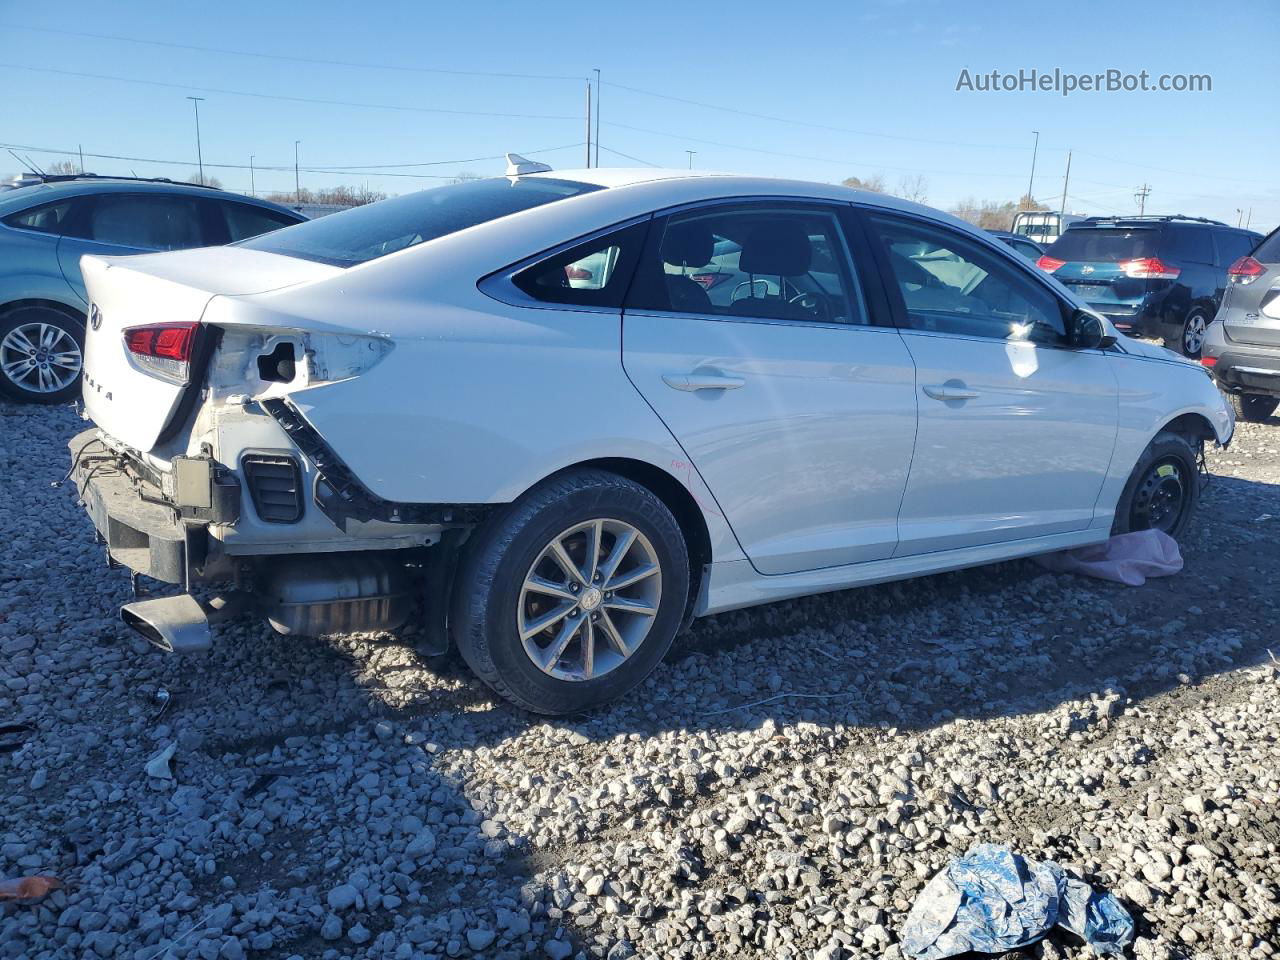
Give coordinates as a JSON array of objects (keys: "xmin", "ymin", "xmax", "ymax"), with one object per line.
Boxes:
[{"xmin": 120, "ymin": 592, "xmax": 252, "ymax": 654}]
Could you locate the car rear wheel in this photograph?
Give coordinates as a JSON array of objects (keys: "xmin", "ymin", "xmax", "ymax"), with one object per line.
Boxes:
[
  {"xmin": 1179, "ymin": 309, "xmax": 1210, "ymax": 359},
  {"xmin": 1230, "ymin": 393, "xmax": 1279, "ymax": 423},
  {"xmin": 0, "ymin": 306, "xmax": 85, "ymax": 404},
  {"xmin": 452, "ymin": 469, "xmax": 689, "ymax": 715},
  {"xmin": 1111, "ymin": 431, "xmax": 1200, "ymax": 539}
]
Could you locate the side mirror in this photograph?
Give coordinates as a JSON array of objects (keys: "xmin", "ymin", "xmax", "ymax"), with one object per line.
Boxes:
[{"xmin": 1069, "ymin": 309, "xmax": 1117, "ymax": 350}]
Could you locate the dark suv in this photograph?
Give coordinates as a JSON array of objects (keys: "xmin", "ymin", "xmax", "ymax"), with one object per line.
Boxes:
[
  {"xmin": 1037, "ymin": 215, "xmax": 1261, "ymax": 357},
  {"xmin": 0, "ymin": 175, "xmax": 305, "ymax": 403}
]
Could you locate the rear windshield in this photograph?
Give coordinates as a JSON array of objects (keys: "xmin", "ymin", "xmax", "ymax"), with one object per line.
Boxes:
[
  {"xmin": 1254, "ymin": 228, "xmax": 1280, "ymax": 264},
  {"xmin": 1046, "ymin": 227, "xmax": 1159, "ymax": 262},
  {"xmin": 238, "ymin": 177, "xmax": 601, "ymax": 267}
]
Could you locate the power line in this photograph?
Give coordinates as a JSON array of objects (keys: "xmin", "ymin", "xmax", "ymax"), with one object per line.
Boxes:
[
  {"xmin": 597, "ymin": 145, "xmax": 659, "ymax": 167},
  {"xmin": 0, "ymin": 140, "xmax": 584, "ymax": 180},
  {"xmin": 601, "ymin": 79, "xmax": 1028, "ymax": 152},
  {"xmin": 0, "ymin": 63, "xmax": 580, "ymax": 121},
  {"xmin": 1, "ymin": 24, "xmax": 583, "ymax": 82}
]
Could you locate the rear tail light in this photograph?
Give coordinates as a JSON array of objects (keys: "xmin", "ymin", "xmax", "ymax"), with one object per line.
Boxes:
[
  {"xmin": 1035, "ymin": 255, "xmax": 1065, "ymax": 273},
  {"xmin": 1119, "ymin": 257, "xmax": 1181, "ymax": 280},
  {"xmin": 1227, "ymin": 255, "xmax": 1265, "ymax": 284},
  {"xmin": 1200, "ymin": 355, "xmax": 1217, "ymax": 367},
  {"xmin": 691, "ymin": 273, "xmax": 731, "ymax": 290},
  {"xmin": 123, "ymin": 322, "xmax": 200, "ymax": 383}
]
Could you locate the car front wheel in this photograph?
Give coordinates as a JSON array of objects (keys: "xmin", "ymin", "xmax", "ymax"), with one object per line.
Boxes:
[
  {"xmin": 0, "ymin": 306, "xmax": 85, "ymax": 404},
  {"xmin": 452, "ymin": 469, "xmax": 690, "ymax": 714},
  {"xmin": 1111, "ymin": 431, "xmax": 1200, "ymax": 539}
]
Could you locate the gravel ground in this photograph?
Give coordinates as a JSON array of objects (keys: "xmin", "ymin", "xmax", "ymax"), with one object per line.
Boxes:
[{"xmin": 2, "ymin": 400, "xmax": 1278, "ymax": 960}]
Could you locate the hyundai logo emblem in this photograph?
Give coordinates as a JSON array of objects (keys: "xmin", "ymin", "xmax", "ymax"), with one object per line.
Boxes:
[{"xmin": 89, "ymin": 303, "xmax": 102, "ymax": 331}]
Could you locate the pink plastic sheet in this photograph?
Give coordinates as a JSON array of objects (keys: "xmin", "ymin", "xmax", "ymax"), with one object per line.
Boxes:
[{"xmin": 1032, "ymin": 529, "xmax": 1183, "ymax": 586}]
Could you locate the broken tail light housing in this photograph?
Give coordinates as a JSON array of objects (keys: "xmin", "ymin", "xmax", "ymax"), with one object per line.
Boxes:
[
  {"xmin": 1035, "ymin": 255, "xmax": 1065, "ymax": 273},
  {"xmin": 123, "ymin": 322, "xmax": 201, "ymax": 383},
  {"xmin": 1119, "ymin": 257, "xmax": 1181, "ymax": 280},
  {"xmin": 1227, "ymin": 255, "xmax": 1265, "ymax": 285}
]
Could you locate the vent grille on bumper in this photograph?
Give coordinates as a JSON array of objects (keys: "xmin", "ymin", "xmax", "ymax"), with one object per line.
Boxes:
[{"xmin": 242, "ymin": 455, "xmax": 304, "ymax": 523}]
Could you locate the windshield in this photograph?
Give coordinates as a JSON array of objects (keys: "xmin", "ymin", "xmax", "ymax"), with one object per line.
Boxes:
[
  {"xmin": 1046, "ymin": 226, "xmax": 1158, "ymax": 262},
  {"xmin": 238, "ymin": 177, "xmax": 601, "ymax": 267}
]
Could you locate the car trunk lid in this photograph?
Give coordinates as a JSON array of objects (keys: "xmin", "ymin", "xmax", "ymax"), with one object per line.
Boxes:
[{"xmin": 81, "ymin": 247, "xmax": 342, "ymax": 453}]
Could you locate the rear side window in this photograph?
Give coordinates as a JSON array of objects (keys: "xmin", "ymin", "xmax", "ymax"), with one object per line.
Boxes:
[
  {"xmin": 1161, "ymin": 225, "xmax": 1214, "ymax": 264},
  {"xmin": 1046, "ymin": 227, "xmax": 1158, "ymax": 262},
  {"xmin": 4, "ymin": 200, "xmax": 75, "ymax": 235},
  {"xmin": 239, "ymin": 177, "xmax": 601, "ymax": 267},
  {"xmin": 511, "ymin": 222, "xmax": 648, "ymax": 308},
  {"xmin": 221, "ymin": 202, "xmax": 303, "ymax": 242},
  {"xmin": 86, "ymin": 195, "xmax": 206, "ymax": 250},
  {"xmin": 626, "ymin": 204, "xmax": 867, "ymax": 325},
  {"xmin": 1213, "ymin": 229, "xmax": 1258, "ymax": 267}
]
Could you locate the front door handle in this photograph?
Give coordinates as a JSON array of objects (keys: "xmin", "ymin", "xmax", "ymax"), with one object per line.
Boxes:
[
  {"xmin": 922, "ymin": 383, "xmax": 980, "ymax": 401},
  {"xmin": 662, "ymin": 373, "xmax": 745, "ymax": 392}
]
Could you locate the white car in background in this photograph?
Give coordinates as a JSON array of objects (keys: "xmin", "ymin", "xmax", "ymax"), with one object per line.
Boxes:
[{"xmin": 70, "ymin": 157, "xmax": 1233, "ymax": 714}]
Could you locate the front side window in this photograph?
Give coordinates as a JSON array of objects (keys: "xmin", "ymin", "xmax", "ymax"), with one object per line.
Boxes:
[
  {"xmin": 4, "ymin": 200, "xmax": 75, "ymax": 235},
  {"xmin": 511, "ymin": 222, "xmax": 648, "ymax": 308},
  {"xmin": 627, "ymin": 205, "xmax": 865, "ymax": 325},
  {"xmin": 869, "ymin": 214, "xmax": 1066, "ymax": 343},
  {"xmin": 86, "ymin": 195, "xmax": 206, "ymax": 250},
  {"xmin": 222, "ymin": 202, "xmax": 304, "ymax": 242},
  {"xmin": 239, "ymin": 177, "xmax": 601, "ymax": 267}
]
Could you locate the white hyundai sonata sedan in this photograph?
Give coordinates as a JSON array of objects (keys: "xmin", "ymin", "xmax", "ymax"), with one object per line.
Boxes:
[{"xmin": 70, "ymin": 158, "xmax": 1233, "ymax": 714}]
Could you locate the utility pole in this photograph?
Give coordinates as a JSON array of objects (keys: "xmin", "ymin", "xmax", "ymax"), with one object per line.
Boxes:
[
  {"xmin": 584, "ymin": 81, "xmax": 592, "ymax": 168},
  {"xmin": 78, "ymin": 144, "xmax": 84, "ymax": 174},
  {"xmin": 249, "ymin": 155, "xmax": 255, "ymax": 196},
  {"xmin": 593, "ymin": 68, "xmax": 601, "ymax": 168},
  {"xmin": 186, "ymin": 96, "xmax": 206, "ymax": 185},
  {"xmin": 1059, "ymin": 150, "xmax": 1072, "ymax": 223},
  {"xmin": 1134, "ymin": 183, "xmax": 1151, "ymax": 215},
  {"xmin": 1026, "ymin": 130, "xmax": 1039, "ymax": 208},
  {"xmin": 686, "ymin": 150, "xmax": 696, "ymax": 169},
  {"xmin": 294, "ymin": 141, "xmax": 301, "ymax": 203},
  {"xmin": 1246, "ymin": 208, "xmax": 1253, "ymax": 229}
]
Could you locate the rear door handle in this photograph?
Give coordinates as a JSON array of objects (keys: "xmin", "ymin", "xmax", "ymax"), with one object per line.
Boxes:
[
  {"xmin": 922, "ymin": 383, "xmax": 980, "ymax": 401},
  {"xmin": 662, "ymin": 373, "xmax": 745, "ymax": 392}
]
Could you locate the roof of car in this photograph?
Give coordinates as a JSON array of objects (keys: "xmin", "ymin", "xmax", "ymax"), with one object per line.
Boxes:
[{"xmin": 0, "ymin": 178, "xmax": 303, "ymax": 218}]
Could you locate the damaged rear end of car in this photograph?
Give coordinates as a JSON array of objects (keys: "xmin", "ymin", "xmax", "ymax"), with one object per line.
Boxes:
[{"xmin": 71, "ymin": 247, "xmax": 463, "ymax": 654}]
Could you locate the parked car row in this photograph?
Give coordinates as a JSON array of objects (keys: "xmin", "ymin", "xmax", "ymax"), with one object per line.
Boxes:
[
  {"xmin": 62, "ymin": 160, "xmax": 1233, "ymax": 714},
  {"xmin": 0, "ymin": 175, "xmax": 305, "ymax": 403}
]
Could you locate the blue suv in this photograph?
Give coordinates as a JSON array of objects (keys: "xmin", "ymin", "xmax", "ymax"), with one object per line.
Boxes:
[
  {"xmin": 1037, "ymin": 215, "xmax": 1261, "ymax": 357},
  {"xmin": 0, "ymin": 176, "xmax": 304, "ymax": 403}
]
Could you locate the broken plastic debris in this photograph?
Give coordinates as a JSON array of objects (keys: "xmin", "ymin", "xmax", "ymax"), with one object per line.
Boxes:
[
  {"xmin": 1032, "ymin": 529, "xmax": 1182, "ymax": 587},
  {"xmin": 0, "ymin": 875, "xmax": 62, "ymax": 901},
  {"xmin": 901, "ymin": 844, "xmax": 1133, "ymax": 958},
  {"xmin": 145, "ymin": 742, "xmax": 177, "ymax": 780},
  {"xmin": 151, "ymin": 687, "xmax": 171, "ymax": 720}
]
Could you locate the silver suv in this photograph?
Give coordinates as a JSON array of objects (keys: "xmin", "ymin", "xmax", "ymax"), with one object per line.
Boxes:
[{"xmin": 0, "ymin": 176, "xmax": 304, "ymax": 403}]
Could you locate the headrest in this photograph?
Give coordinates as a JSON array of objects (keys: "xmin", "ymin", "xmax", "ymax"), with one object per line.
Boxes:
[
  {"xmin": 661, "ymin": 221, "xmax": 714, "ymax": 268},
  {"xmin": 738, "ymin": 220, "xmax": 811, "ymax": 276}
]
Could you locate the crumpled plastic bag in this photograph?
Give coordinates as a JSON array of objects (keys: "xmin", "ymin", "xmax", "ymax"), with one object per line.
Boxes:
[
  {"xmin": 1032, "ymin": 529, "xmax": 1182, "ymax": 587},
  {"xmin": 0, "ymin": 875, "xmax": 62, "ymax": 901},
  {"xmin": 901, "ymin": 844, "xmax": 1134, "ymax": 958}
]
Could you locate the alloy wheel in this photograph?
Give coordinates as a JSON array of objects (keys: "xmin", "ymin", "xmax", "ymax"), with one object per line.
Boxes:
[
  {"xmin": 0, "ymin": 321, "xmax": 83, "ymax": 395},
  {"xmin": 1183, "ymin": 314, "xmax": 1206, "ymax": 356},
  {"xmin": 517, "ymin": 518, "xmax": 662, "ymax": 681}
]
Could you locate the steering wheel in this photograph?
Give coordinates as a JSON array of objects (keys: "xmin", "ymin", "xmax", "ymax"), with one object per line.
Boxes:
[{"xmin": 789, "ymin": 290, "xmax": 834, "ymax": 323}]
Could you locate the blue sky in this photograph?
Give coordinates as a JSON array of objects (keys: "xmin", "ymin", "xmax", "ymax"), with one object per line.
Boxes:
[{"xmin": 1, "ymin": 0, "xmax": 1275, "ymax": 229}]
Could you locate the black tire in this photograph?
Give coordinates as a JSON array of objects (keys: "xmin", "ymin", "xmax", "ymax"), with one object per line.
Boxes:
[
  {"xmin": 1230, "ymin": 393, "xmax": 1279, "ymax": 423},
  {"xmin": 1177, "ymin": 308, "xmax": 1211, "ymax": 359},
  {"xmin": 452, "ymin": 469, "xmax": 690, "ymax": 715},
  {"xmin": 0, "ymin": 305, "xmax": 86, "ymax": 404},
  {"xmin": 1111, "ymin": 431, "xmax": 1200, "ymax": 539}
]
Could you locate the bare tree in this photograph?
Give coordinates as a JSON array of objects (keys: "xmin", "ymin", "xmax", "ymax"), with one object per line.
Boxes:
[
  {"xmin": 46, "ymin": 160, "xmax": 82, "ymax": 175},
  {"xmin": 896, "ymin": 174, "xmax": 928, "ymax": 203},
  {"xmin": 842, "ymin": 174, "xmax": 886, "ymax": 193},
  {"xmin": 948, "ymin": 194, "xmax": 1048, "ymax": 231},
  {"xmin": 450, "ymin": 171, "xmax": 483, "ymax": 184},
  {"xmin": 264, "ymin": 185, "xmax": 386, "ymax": 208},
  {"xmin": 185, "ymin": 171, "xmax": 223, "ymax": 188}
]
